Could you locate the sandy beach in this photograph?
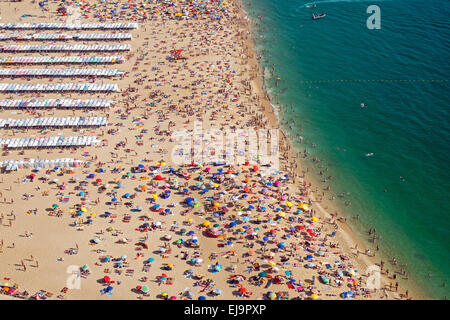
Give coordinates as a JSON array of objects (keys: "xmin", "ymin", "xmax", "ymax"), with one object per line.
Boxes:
[{"xmin": 0, "ymin": 0, "xmax": 424, "ymax": 300}]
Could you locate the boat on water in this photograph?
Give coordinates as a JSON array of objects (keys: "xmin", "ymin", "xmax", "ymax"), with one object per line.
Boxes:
[
  {"xmin": 365, "ymin": 153, "xmax": 374, "ymax": 157},
  {"xmin": 312, "ymin": 13, "xmax": 326, "ymax": 20},
  {"xmin": 306, "ymin": 4, "xmax": 317, "ymax": 8}
]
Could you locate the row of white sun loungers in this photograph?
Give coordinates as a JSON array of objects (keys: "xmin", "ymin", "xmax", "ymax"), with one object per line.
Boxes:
[
  {"xmin": 0, "ymin": 56, "xmax": 125, "ymax": 65},
  {"xmin": 0, "ymin": 83, "xmax": 118, "ymax": 92},
  {"xmin": 0, "ymin": 116, "xmax": 107, "ymax": 128},
  {"xmin": 0, "ymin": 44, "xmax": 130, "ymax": 52},
  {"xmin": 0, "ymin": 99, "xmax": 113, "ymax": 109},
  {"xmin": 0, "ymin": 33, "xmax": 132, "ymax": 41},
  {"xmin": 0, "ymin": 68, "xmax": 125, "ymax": 77},
  {"xmin": 0, "ymin": 23, "xmax": 139, "ymax": 30},
  {"xmin": 0, "ymin": 158, "xmax": 82, "ymax": 171},
  {"xmin": 0, "ymin": 136, "xmax": 100, "ymax": 149}
]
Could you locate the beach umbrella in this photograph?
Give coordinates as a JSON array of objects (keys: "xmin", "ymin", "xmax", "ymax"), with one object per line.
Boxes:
[
  {"xmin": 169, "ymin": 296, "xmax": 177, "ymax": 300},
  {"xmin": 258, "ymin": 271, "xmax": 267, "ymax": 278},
  {"xmin": 147, "ymin": 257, "xmax": 155, "ymax": 263},
  {"xmin": 198, "ymin": 296, "xmax": 206, "ymax": 300},
  {"xmin": 142, "ymin": 286, "xmax": 149, "ymax": 293},
  {"xmin": 52, "ymin": 204, "xmax": 59, "ymax": 208},
  {"xmin": 311, "ymin": 294, "xmax": 319, "ymax": 299}
]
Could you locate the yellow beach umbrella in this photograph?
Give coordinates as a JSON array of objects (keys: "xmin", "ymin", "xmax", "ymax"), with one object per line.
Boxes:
[
  {"xmin": 311, "ymin": 294, "xmax": 319, "ymax": 299},
  {"xmin": 312, "ymin": 216, "xmax": 318, "ymax": 222}
]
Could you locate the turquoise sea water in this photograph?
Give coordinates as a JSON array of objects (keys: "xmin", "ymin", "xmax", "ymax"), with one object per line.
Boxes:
[{"xmin": 241, "ymin": 0, "xmax": 449, "ymax": 299}]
